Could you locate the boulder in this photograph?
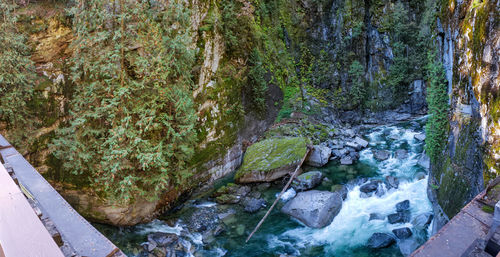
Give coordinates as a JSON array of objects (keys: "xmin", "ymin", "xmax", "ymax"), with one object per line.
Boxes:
[
  {"xmin": 395, "ymin": 149, "xmax": 409, "ymax": 159},
  {"xmin": 385, "ymin": 176, "xmax": 399, "ymax": 189},
  {"xmin": 392, "ymin": 227, "xmax": 413, "ymax": 239},
  {"xmin": 349, "ymin": 151, "xmax": 360, "ymax": 161},
  {"xmin": 340, "ymin": 156, "xmax": 353, "ymax": 165},
  {"xmin": 306, "ymin": 145, "xmax": 331, "ymax": 167},
  {"xmin": 354, "ymin": 136, "xmax": 369, "ymax": 148},
  {"xmin": 414, "ymin": 133, "xmax": 426, "ymax": 141},
  {"xmin": 281, "ymin": 190, "xmax": 342, "ymax": 228},
  {"xmin": 414, "ymin": 172, "xmax": 427, "ymax": 180},
  {"xmin": 417, "ymin": 153, "xmax": 430, "ymax": 170},
  {"xmin": 292, "ymin": 171, "xmax": 324, "ymax": 191},
  {"xmin": 369, "ymin": 213, "xmax": 385, "ymax": 221},
  {"xmin": 330, "ymin": 184, "xmax": 348, "ymax": 200},
  {"xmin": 215, "ymin": 194, "xmax": 240, "ymax": 204},
  {"xmin": 346, "ymin": 141, "xmax": 362, "ymax": 151},
  {"xmin": 235, "ymin": 137, "xmax": 309, "ymax": 183},
  {"xmin": 399, "ymin": 238, "xmax": 420, "ymax": 256},
  {"xmin": 388, "ymin": 210, "xmax": 411, "ymax": 224},
  {"xmin": 367, "ymin": 233, "xmax": 396, "ymax": 249},
  {"xmin": 374, "ymin": 150, "xmax": 391, "ymax": 161},
  {"xmin": 360, "ymin": 181, "xmax": 380, "ymax": 193},
  {"xmin": 147, "ymin": 232, "xmax": 178, "ymax": 247},
  {"xmin": 411, "ymin": 213, "xmax": 433, "ymax": 230},
  {"xmin": 396, "ymin": 200, "xmax": 410, "ymax": 212},
  {"xmin": 241, "ymin": 198, "xmax": 266, "ymax": 213}
]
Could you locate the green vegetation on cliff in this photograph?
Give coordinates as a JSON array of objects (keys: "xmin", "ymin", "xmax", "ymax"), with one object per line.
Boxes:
[
  {"xmin": 425, "ymin": 51, "xmax": 449, "ymax": 163},
  {"xmin": 0, "ymin": 3, "xmax": 35, "ymax": 144},
  {"xmin": 50, "ymin": 0, "xmax": 197, "ymax": 201}
]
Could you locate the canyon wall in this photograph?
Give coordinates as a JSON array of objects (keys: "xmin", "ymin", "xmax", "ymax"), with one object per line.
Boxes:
[{"xmin": 429, "ymin": 0, "xmax": 499, "ymax": 230}]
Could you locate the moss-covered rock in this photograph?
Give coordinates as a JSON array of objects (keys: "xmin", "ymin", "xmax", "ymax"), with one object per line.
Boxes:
[{"xmin": 235, "ymin": 137, "xmax": 309, "ymax": 183}]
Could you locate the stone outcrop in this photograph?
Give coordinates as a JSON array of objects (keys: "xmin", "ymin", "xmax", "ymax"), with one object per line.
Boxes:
[{"xmin": 428, "ymin": 0, "xmax": 499, "ymax": 232}]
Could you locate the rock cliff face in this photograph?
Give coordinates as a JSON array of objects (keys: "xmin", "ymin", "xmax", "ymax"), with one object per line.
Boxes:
[
  {"xmin": 429, "ymin": 0, "xmax": 499, "ymax": 230},
  {"xmin": 3, "ymin": 0, "xmax": 434, "ymax": 225}
]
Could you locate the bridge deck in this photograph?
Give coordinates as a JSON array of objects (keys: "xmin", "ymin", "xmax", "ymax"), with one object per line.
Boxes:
[
  {"xmin": 0, "ymin": 135, "xmax": 123, "ymax": 257},
  {"xmin": 411, "ymin": 191, "xmax": 496, "ymax": 257},
  {"xmin": 0, "ymin": 162, "xmax": 64, "ymax": 257}
]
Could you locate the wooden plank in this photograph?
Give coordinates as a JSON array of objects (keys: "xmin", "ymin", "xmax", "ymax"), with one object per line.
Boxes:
[{"xmin": 0, "ymin": 163, "xmax": 64, "ymax": 257}]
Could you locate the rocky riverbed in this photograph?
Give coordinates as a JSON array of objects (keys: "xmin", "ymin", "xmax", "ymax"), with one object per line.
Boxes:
[{"xmin": 95, "ymin": 117, "xmax": 433, "ymax": 257}]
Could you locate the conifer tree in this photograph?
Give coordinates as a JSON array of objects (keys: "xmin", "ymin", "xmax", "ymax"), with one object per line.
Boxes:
[
  {"xmin": 51, "ymin": 0, "xmax": 197, "ymax": 200},
  {"xmin": 0, "ymin": 3, "xmax": 35, "ymax": 142}
]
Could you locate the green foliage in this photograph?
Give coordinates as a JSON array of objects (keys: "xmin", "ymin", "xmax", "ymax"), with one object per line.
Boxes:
[
  {"xmin": 0, "ymin": 3, "xmax": 35, "ymax": 143},
  {"xmin": 246, "ymin": 48, "xmax": 268, "ymax": 115},
  {"xmin": 51, "ymin": 0, "xmax": 197, "ymax": 201},
  {"xmin": 425, "ymin": 51, "xmax": 449, "ymax": 163},
  {"xmin": 348, "ymin": 60, "xmax": 366, "ymax": 108}
]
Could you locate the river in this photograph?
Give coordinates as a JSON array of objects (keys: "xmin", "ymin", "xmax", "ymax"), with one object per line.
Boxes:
[{"xmin": 96, "ymin": 117, "xmax": 433, "ymax": 257}]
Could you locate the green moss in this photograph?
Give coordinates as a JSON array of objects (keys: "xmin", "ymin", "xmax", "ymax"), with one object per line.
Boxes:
[
  {"xmin": 482, "ymin": 205, "xmax": 494, "ymax": 213},
  {"xmin": 234, "ymin": 137, "xmax": 308, "ymax": 180}
]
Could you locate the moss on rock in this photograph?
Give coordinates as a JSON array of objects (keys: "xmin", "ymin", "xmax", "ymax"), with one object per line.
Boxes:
[{"xmin": 235, "ymin": 137, "xmax": 309, "ymax": 183}]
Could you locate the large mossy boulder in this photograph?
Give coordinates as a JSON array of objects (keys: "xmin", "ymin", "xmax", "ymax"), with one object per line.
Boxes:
[{"xmin": 235, "ymin": 137, "xmax": 309, "ymax": 183}]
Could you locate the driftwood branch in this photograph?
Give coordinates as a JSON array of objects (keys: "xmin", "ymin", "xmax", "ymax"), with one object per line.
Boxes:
[{"xmin": 245, "ymin": 146, "xmax": 311, "ymax": 243}]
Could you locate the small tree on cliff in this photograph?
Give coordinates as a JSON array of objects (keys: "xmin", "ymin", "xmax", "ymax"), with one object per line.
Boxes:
[
  {"xmin": 425, "ymin": 51, "xmax": 449, "ymax": 162},
  {"xmin": 51, "ymin": 0, "xmax": 197, "ymax": 201},
  {"xmin": 0, "ymin": 3, "xmax": 35, "ymax": 142}
]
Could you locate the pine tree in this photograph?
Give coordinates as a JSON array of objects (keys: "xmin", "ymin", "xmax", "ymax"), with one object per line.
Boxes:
[
  {"xmin": 51, "ymin": 0, "xmax": 197, "ymax": 201},
  {"xmin": 0, "ymin": 3, "xmax": 35, "ymax": 143},
  {"xmin": 425, "ymin": 51, "xmax": 449, "ymax": 162}
]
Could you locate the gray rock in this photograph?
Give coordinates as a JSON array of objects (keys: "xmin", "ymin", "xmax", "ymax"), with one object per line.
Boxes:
[
  {"xmin": 306, "ymin": 145, "xmax": 331, "ymax": 167},
  {"xmin": 374, "ymin": 150, "xmax": 391, "ymax": 161},
  {"xmin": 414, "ymin": 172, "xmax": 427, "ymax": 180},
  {"xmin": 281, "ymin": 190, "xmax": 342, "ymax": 228},
  {"xmin": 399, "ymin": 238, "xmax": 420, "ymax": 256},
  {"xmin": 292, "ymin": 171, "xmax": 324, "ymax": 191},
  {"xmin": 395, "ymin": 149, "xmax": 409, "ymax": 159},
  {"xmin": 392, "ymin": 227, "xmax": 413, "ymax": 239},
  {"xmin": 330, "ymin": 184, "xmax": 348, "ymax": 200},
  {"xmin": 242, "ymin": 198, "xmax": 266, "ymax": 213},
  {"xmin": 148, "ymin": 232, "xmax": 178, "ymax": 247},
  {"xmin": 385, "ymin": 176, "xmax": 400, "ymax": 189},
  {"xmin": 331, "ymin": 144, "xmax": 344, "ymax": 149},
  {"xmin": 367, "ymin": 233, "xmax": 396, "ymax": 249},
  {"xmin": 340, "ymin": 156, "xmax": 353, "ymax": 165},
  {"xmin": 388, "ymin": 210, "xmax": 411, "ymax": 224},
  {"xmin": 360, "ymin": 181, "xmax": 380, "ymax": 193},
  {"xmin": 375, "ymin": 186, "xmax": 386, "ymax": 197},
  {"xmin": 396, "ymin": 200, "xmax": 410, "ymax": 212},
  {"xmin": 344, "ymin": 129, "xmax": 355, "ymax": 138},
  {"xmin": 354, "ymin": 136, "xmax": 369, "ymax": 148},
  {"xmin": 236, "ymin": 186, "xmax": 251, "ymax": 197},
  {"xmin": 349, "ymin": 151, "xmax": 360, "ymax": 161},
  {"xmin": 346, "ymin": 141, "xmax": 362, "ymax": 151},
  {"xmin": 369, "ymin": 213, "xmax": 385, "ymax": 221},
  {"xmin": 395, "ymin": 113, "xmax": 412, "ymax": 121},
  {"xmin": 411, "ymin": 213, "xmax": 433, "ymax": 230},
  {"xmin": 417, "ymin": 153, "xmax": 430, "ymax": 170},
  {"xmin": 414, "ymin": 133, "xmax": 426, "ymax": 141}
]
